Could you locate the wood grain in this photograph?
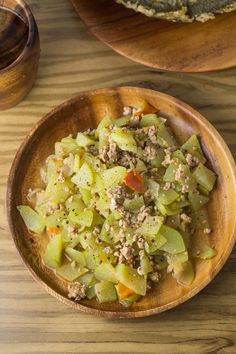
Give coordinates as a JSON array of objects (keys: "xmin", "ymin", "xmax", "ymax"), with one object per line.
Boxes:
[
  {"xmin": 71, "ymin": 0, "xmax": 236, "ymax": 72},
  {"xmin": 0, "ymin": 0, "xmax": 40, "ymax": 110},
  {"xmin": 0, "ymin": 0, "xmax": 236, "ymax": 352}
]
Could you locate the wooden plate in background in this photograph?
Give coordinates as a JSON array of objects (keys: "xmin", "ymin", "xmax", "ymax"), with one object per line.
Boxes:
[
  {"xmin": 71, "ymin": 0, "xmax": 236, "ymax": 72},
  {"xmin": 7, "ymin": 87, "xmax": 236, "ymax": 318}
]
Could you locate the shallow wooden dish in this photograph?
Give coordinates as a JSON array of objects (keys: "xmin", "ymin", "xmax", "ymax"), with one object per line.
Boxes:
[
  {"xmin": 71, "ymin": 0, "xmax": 236, "ymax": 72},
  {"xmin": 7, "ymin": 86, "xmax": 236, "ymax": 318}
]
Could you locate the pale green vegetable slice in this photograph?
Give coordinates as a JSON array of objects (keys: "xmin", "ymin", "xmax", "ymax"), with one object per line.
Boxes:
[
  {"xmin": 158, "ymin": 189, "xmax": 179, "ymax": 205},
  {"xmin": 159, "ymin": 225, "xmax": 186, "ymax": 254},
  {"xmin": 86, "ymin": 286, "xmax": 96, "ymax": 299},
  {"xmin": 95, "ymin": 281, "xmax": 117, "ymax": 302},
  {"xmin": 95, "ymin": 193, "xmax": 110, "ymax": 217},
  {"xmin": 98, "ymin": 127, "xmax": 109, "ymax": 150},
  {"xmin": 73, "ymin": 154, "xmax": 80, "ymax": 172},
  {"xmin": 68, "ymin": 209, "xmax": 93, "ymax": 227},
  {"xmin": 17, "ymin": 205, "xmax": 45, "ymax": 234},
  {"xmin": 45, "ymin": 211, "xmax": 66, "ymax": 228},
  {"xmin": 94, "ymin": 263, "xmax": 117, "ymax": 283},
  {"xmin": 102, "ymin": 166, "xmax": 126, "ymax": 190},
  {"xmin": 83, "ymin": 249, "xmax": 98, "ymax": 269},
  {"xmin": 99, "ymin": 220, "xmax": 112, "ymax": 244},
  {"xmin": 140, "ymin": 114, "xmax": 162, "ymax": 128},
  {"xmin": 82, "ymin": 153, "xmax": 101, "ymax": 172},
  {"xmin": 147, "ymin": 179, "xmax": 159, "ymax": 198},
  {"xmin": 96, "ymin": 115, "xmax": 112, "ymax": 138},
  {"xmin": 172, "ymin": 149, "xmax": 185, "ymax": 162},
  {"xmin": 44, "ymin": 234, "xmax": 63, "ymax": 269},
  {"xmin": 124, "ymin": 196, "xmax": 144, "ymax": 212},
  {"xmin": 76, "ymin": 132, "xmax": 95, "ymax": 147},
  {"xmin": 192, "ymin": 163, "xmax": 216, "ymax": 192},
  {"xmin": 92, "ymin": 210, "xmax": 104, "ymax": 226},
  {"xmin": 137, "ymin": 215, "xmax": 163, "ymax": 236},
  {"xmin": 145, "ymin": 233, "xmax": 167, "ymax": 254},
  {"xmin": 136, "ymin": 159, "xmax": 147, "ymax": 172},
  {"xmin": 55, "ymin": 137, "xmax": 78, "ymax": 157},
  {"xmin": 110, "ymin": 128, "xmax": 137, "ymax": 153},
  {"xmin": 56, "ymin": 263, "xmax": 88, "ymax": 282},
  {"xmin": 173, "ymin": 260, "xmax": 195, "ymax": 286},
  {"xmin": 78, "ymin": 272, "xmax": 95, "ymax": 286},
  {"xmin": 156, "ymin": 123, "xmax": 177, "ymax": 147},
  {"xmin": 45, "ymin": 181, "xmax": 72, "ymax": 204},
  {"xmin": 69, "ymin": 195, "xmax": 85, "ymax": 211},
  {"xmin": 140, "ymin": 256, "xmax": 153, "ymax": 275},
  {"xmin": 116, "ymin": 264, "xmax": 146, "ymax": 296},
  {"xmin": 181, "ymin": 135, "xmax": 206, "ymax": 164},
  {"xmin": 71, "ymin": 162, "xmax": 94, "ymax": 190},
  {"xmin": 65, "ymin": 247, "xmax": 86, "ymax": 266},
  {"xmin": 114, "ymin": 116, "xmax": 130, "ymax": 127},
  {"xmin": 188, "ymin": 191, "xmax": 209, "ymax": 211},
  {"xmin": 79, "ymin": 187, "xmax": 92, "ymax": 206},
  {"xmin": 151, "ymin": 148, "xmax": 165, "ymax": 168}
]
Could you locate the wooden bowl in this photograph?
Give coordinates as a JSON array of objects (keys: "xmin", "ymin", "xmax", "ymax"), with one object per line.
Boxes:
[
  {"xmin": 0, "ymin": 0, "xmax": 40, "ymax": 110},
  {"xmin": 71, "ymin": 0, "xmax": 236, "ymax": 72},
  {"xmin": 7, "ymin": 86, "xmax": 236, "ymax": 318}
]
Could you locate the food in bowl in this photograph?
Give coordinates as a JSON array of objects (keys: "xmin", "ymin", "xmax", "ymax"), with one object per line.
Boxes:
[
  {"xmin": 17, "ymin": 101, "xmax": 217, "ymax": 306},
  {"xmin": 116, "ymin": 0, "xmax": 236, "ymax": 22}
]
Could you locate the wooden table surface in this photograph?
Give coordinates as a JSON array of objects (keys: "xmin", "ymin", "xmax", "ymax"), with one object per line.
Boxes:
[{"xmin": 0, "ymin": 1, "xmax": 236, "ymax": 353}]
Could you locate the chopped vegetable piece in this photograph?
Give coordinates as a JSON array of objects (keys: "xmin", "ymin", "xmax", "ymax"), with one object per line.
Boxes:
[
  {"xmin": 71, "ymin": 162, "xmax": 94, "ymax": 190},
  {"xmin": 124, "ymin": 196, "xmax": 144, "ymax": 212},
  {"xmin": 44, "ymin": 234, "xmax": 62, "ymax": 269},
  {"xmin": 116, "ymin": 264, "xmax": 146, "ymax": 296},
  {"xmin": 173, "ymin": 260, "xmax": 195, "ymax": 286},
  {"xmin": 94, "ymin": 263, "xmax": 117, "ymax": 283},
  {"xmin": 76, "ymin": 132, "xmax": 95, "ymax": 147},
  {"xmin": 114, "ymin": 116, "xmax": 130, "ymax": 127},
  {"xmin": 124, "ymin": 170, "xmax": 144, "ymax": 193},
  {"xmin": 56, "ymin": 263, "xmax": 87, "ymax": 282},
  {"xmin": 102, "ymin": 166, "xmax": 127, "ymax": 190},
  {"xmin": 135, "ymin": 101, "xmax": 158, "ymax": 116},
  {"xmin": 158, "ymin": 189, "xmax": 179, "ymax": 205},
  {"xmin": 137, "ymin": 215, "xmax": 163, "ymax": 236},
  {"xmin": 96, "ymin": 115, "xmax": 112, "ymax": 138},
  {"xmin": 192, "ymin": 163, "xmax": 216, "ymax": 192},
  {"xmin": 181, "ymin": 135, "xmax": 206, "ymax": 164},
  {"xmin": 188, "ymin": 191, "xmax": 209, "ymax": 211},
  {"xmin": 17, "ymin": 206, "xmax": 45, "ymax": 234},
  {"xmin": 68, "ymin": 210, "xmax": 93, "ymax": 227},
  {"xmin": 140, "ymin": 113, "xmax": 162, "ymax": 128},
  {"xmin": 110, "ymin": 128, "xmax": 137, "ymax": 153},
  {"xmin": 95, "ymin": 281, "xmax": 117, "ymax": 302},
  {"xmin": 65, "ymin": 247, "xmax": 86, "ymax": 267},
  {"xmin": 116, "ymin": 282, "xmax": 135, "ymax": 300},
  {"xmin": 159, "ymin": 225, "xmax": 186, "ymax": 254}
]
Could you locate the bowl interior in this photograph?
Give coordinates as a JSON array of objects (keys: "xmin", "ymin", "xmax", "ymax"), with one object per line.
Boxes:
[{"xmin": 7, "ymin": 86, "xmax": 236, "ymax": 318}]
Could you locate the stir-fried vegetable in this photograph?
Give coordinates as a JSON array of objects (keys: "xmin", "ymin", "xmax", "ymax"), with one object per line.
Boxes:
[{"xmin": 18, "ymin": 101, "xmax": 217, "ymax": 306}]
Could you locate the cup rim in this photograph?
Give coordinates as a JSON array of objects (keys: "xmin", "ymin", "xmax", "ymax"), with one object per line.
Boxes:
[{"xmin": 0, "ymin": 0, "xmax": 37, "ymax": 74}]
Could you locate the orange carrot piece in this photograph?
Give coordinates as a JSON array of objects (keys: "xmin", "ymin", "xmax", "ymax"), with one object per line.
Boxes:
[
  {"xmin": 47, "ymin": 227, "xmax": 61, "ymax": 236},
  {"xmin": 135, "ymin": 101, "xmax": 158, "ymax": 117},
  {"xmin": 124, "ymin": 170, "xmax": 144, "ymax": 193},
  {"xmin": 117, "ymin": 283, "xmax": 135, "ymax": 299}
]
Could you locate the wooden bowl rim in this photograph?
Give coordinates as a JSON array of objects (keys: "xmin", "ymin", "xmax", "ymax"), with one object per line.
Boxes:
[
  {"xmin": 0, "ymin": 0, "xmax": 37, "ymax": 74},
  {"xmin": 70, "ymin": 0, "xmax": 236, "ymax": 73},
  {"xmin": 7, "ymin": 86, "xmax": 236, "ymax": 318}
]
